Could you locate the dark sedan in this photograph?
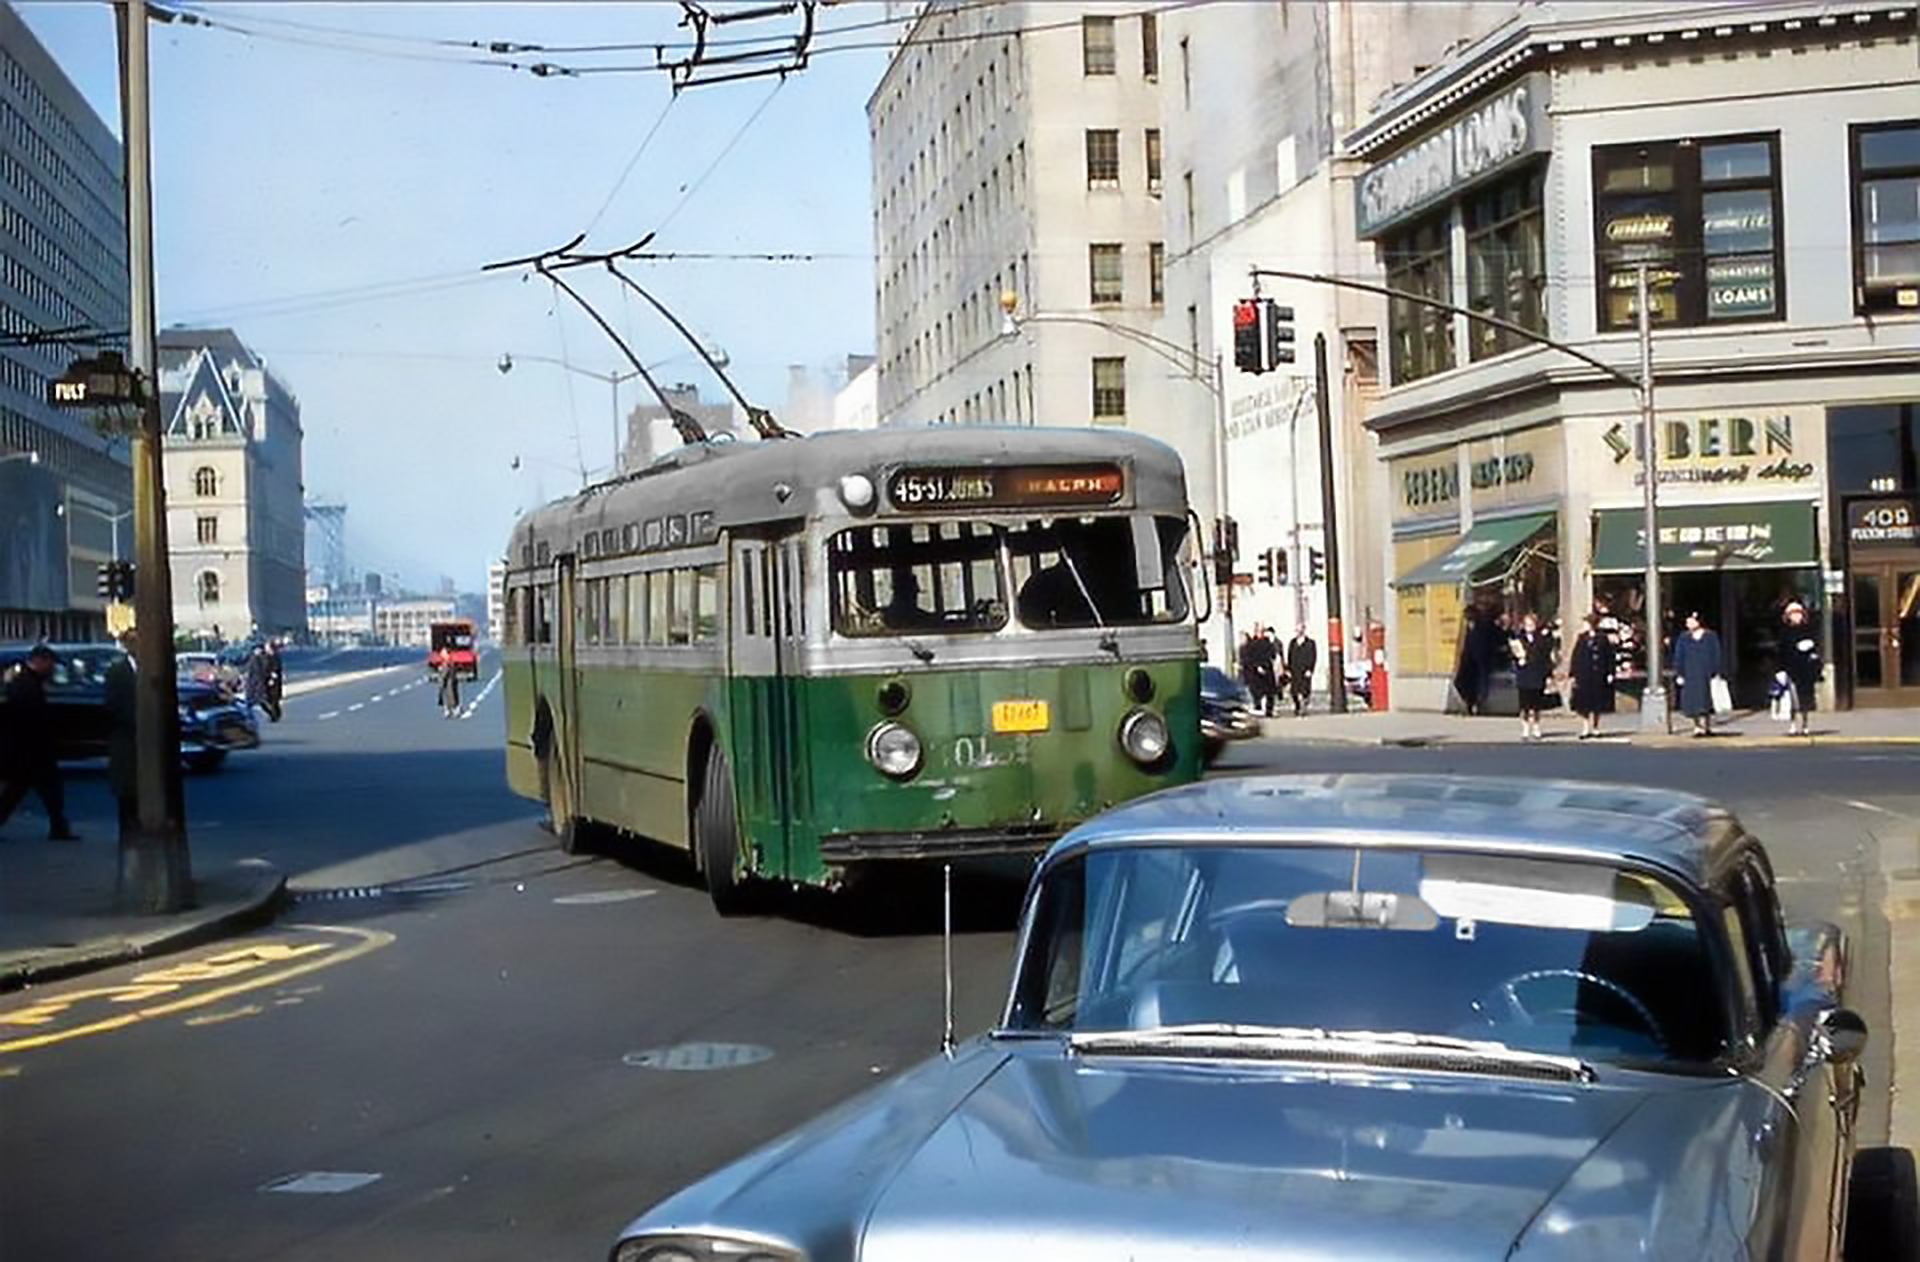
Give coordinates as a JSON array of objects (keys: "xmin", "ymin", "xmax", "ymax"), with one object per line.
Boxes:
[{"xmin": 0, "ymin": 643, "xmax": 259, "ymax": 773}]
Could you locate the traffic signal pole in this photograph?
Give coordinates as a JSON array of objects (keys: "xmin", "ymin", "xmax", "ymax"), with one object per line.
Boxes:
[
  {"xmin": 116, "ymin": 0, "xmax": 191, "ymax": 913},
  {"xmin": 1313, "ymin": 333, "xmax": 1347, "ymax": 714}
]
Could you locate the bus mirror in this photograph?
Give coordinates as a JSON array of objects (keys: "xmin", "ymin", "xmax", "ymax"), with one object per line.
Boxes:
[{"xmin": 1131, "ymin": 515, "xmax": 1164, "ymax": 590}]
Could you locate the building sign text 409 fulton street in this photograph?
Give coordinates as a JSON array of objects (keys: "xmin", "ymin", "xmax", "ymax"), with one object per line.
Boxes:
[{"xmin": 887, "ymin": 464, "xmax": 1126, "ymax": 510}]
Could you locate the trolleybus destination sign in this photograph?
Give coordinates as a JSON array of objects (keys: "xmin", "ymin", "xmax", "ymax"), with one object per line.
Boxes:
[{"xmin": 887, "ymin": 463, "xmax": 1125, "ymax": 510}]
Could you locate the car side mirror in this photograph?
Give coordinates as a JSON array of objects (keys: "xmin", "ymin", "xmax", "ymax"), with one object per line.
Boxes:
[{"xmin": 1818, "ymin": 1007, "xmax": 1868, "ymax": 1065}]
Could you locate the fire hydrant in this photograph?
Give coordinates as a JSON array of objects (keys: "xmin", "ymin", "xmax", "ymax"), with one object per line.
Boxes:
[{"xmin": 1369, "ymin": 648, "xmax": 1389, "ymax": 711}]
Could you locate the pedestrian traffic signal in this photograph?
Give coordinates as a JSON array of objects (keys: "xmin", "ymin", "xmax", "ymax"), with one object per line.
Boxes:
[
  {"xmin": 1233, "ymin": 300, "xmax": 1264, "ymax": 374},
  {"xmin": 1268, "ymin": 303, "xmax": 1296, "ymax": 365},
  {"xmin": 1308, "ymin": 547, "xmax": 1326, "ymax": 584}
]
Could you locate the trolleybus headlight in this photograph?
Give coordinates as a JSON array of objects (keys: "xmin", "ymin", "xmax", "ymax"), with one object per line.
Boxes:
[
  {"xmin": 1118, "ymin": 708, "xmax": 1171, "ymax": 766},
  {"xmin": 838, "ymin": 473, "xmax": 876, "ymax": 511},
  {"xmin": 865, "ymin": 721, "xmax": 923, "ymax": 779}
]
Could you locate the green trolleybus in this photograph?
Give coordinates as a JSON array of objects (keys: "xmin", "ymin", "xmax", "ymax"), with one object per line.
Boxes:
[{"xmin": 500, "ymin": 426, "xmax": 1205, "ymax": 912}]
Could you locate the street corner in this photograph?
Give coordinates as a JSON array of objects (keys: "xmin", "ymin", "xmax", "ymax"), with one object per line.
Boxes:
[{"xmin": 0, "ymin": 924, "xmax": 394, "ymax": 1059}]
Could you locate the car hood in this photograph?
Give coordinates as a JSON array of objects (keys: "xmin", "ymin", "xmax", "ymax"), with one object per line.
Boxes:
[{"xmin": 624, "ymin": 1041, "xmax": 1769, "ymax": 1262}]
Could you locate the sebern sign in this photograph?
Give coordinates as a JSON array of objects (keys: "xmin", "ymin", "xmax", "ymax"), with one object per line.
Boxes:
[{"xmin": 1356, "ymin": 74, "xmax": 1552, "ymax": 239}]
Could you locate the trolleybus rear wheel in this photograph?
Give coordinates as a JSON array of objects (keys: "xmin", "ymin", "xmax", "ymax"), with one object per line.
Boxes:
[{"xmin": 696, "ymin": 752, "xmax": 752, "ymax": 915}]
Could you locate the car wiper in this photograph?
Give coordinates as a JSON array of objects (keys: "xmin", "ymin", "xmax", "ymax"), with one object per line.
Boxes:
[{"xmin": 1069, "ymin": 1023, "xmax": 1594, "ymax": 1083}]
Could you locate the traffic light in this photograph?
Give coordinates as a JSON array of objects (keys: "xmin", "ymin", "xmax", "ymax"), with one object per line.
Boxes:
[
  {"xmin": 1268, "ymin": 302, "xmax": 1296, "ymax": 365},
  {"xmin": 1233, "ymin": 300, "xmax": 1264, "ymax": 374},
  {"xmin": 1272, "ymin": 548, "xmax": 1290, "ymax": 585},
  {"xmin": 1257, "ymin": 549, "xmax": 1274, "ymax": 585},
  {"xmin": 97, "ymin": 561, "xmax": 113, "ymax": 599},
  {"xmin": 116, "ymin": 560, "xmax": 135, "ymax": 600},
  {"xmin": 1308, "ymin": 547, "xmax": 1326, "ymax": 585},
  {"xmin": 1211, "ymin": 516, "xmax": 1240, "ymax": 585}
]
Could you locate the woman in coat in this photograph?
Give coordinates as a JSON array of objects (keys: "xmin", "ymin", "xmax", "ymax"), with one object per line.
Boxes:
[
  {"xmin": 1777, "ymin": 600, "xmax": 1821, "ymax": 737},
  {"xmin": 1569, "ymin": 613, "xmax": 1617, "ymax": 740},
  {"xmin": 1508, "ymin": 611, "xmax": 1557, "ymax": 741},
  {"xmin": 1670, "ymin": 610, "xmax": 1724, "ymax": 737}
]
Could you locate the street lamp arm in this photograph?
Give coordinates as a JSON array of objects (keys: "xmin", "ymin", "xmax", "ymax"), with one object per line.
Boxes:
[
  {"xmin": 1006, "ymin": 309, "xmax": 1218, "ymax": 396},
  {"xmin": 536, "ymin": 264, "xmax": 709, "ymax": 445},
  {"xmin": 604, "ymin": 261, "xmax": 792, "ymax": 439},
  {"xmin": 1247, "ymin": 267, "xmax": 1638, "ymax": 390}
]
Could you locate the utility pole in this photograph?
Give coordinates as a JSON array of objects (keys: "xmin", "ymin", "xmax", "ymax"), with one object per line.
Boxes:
[
  {"xmin": 116, "ymin": 0, "xmax": 190, "ymax": 912},
  {"xmin": 1211, "ymin": 350, "xmax": 1235, "ymax": 659},
  {"xmin": 1314, "ymin": 333, "xmax": 1347, "ymax": 714},
  {"xmin": 1636, "ymin": 264, "xmax": 1667, "ymax": 733}
]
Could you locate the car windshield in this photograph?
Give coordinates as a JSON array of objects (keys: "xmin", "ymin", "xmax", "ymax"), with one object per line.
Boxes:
[
  {"xmin": 1006, "ymin": 843, "xmax": 1730, "ymax": 1068},
  {"xmin": 829, "ymin": 513, "xmax": 1190, "ymax": 638}
]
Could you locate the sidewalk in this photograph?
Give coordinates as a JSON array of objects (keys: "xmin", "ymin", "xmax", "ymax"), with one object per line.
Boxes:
[
  {"xmin": 0, "ymin": 819, "xmax": 285, "ymax": 992},
  {"xmin": 1258, "ymin": 701, "xmax": 1919, "ymax": 747}
]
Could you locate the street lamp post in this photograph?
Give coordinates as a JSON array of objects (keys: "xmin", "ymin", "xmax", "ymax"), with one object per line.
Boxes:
[
  {"xmin": 997, "ymin": 294, "xmax": 1236, "ymax": 657},
  {"xmin": 497, "ymin": 346, "xmax": 727, "ymax": 476}
]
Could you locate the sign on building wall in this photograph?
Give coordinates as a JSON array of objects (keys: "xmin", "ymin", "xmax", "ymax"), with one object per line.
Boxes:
[
  {"xmin": 1848, "ymin": 497, "xmax": 1918, "ymax": 547},
  {"xmin": 1355, "ymin": 73, "xmax": 1553, "ymax": 239},
  {"xmin": 1589, "ymin": 407, "xmax": 1822, "ymax": 494},
  {"xmin": 1390, "ymin": 426, "xmax": 1563, "ymax": 522}
]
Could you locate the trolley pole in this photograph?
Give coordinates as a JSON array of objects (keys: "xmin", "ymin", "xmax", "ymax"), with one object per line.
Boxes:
[
  {"xmin": 1636, "ymin": 264, "xmax": 1668, "ymax": 733},
  {"xmin": 1314, "ymin": 333, "xmax": 1347, "ymax": 714},
  {"xmin": 116, "ymin": 0, "xmax": 191, "ymax": 912}
]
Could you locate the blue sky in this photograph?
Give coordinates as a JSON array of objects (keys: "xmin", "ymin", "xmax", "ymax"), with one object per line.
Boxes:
[{"xmin": 17, "ymin": 2, "xmax": 890, "ymax": 592}]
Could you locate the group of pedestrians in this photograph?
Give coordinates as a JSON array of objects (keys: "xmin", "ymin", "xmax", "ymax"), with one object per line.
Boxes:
[
  {"xmin": 1456, "ymin": 596, "xmax": 1825, "ymax": 740},
  {"xmin": 1237, "ymin": 624, "xmax": 1319, "ymax": 717}
]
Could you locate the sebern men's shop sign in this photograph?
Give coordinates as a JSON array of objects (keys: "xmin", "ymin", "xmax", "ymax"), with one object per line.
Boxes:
[{"xmin": 1356, "ymin": 74, "xmax": 1552, "ymax": 239}]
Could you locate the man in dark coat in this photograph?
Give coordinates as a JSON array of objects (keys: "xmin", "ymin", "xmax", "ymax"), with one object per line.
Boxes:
[
  {"xmin": 1239, "ymin": 626, "xmax": 1276, "ymax": 717},
  {"xmin": 105, "ymin": 630, "xmax": 138, "ymax": 836},
  {"xmin": 1454, "ymin": 605, "xmax": 1501, "ymax": 715},
  {"xmin": 1777, "ymin": 600, "xmax": 1820, "ymax": 737},
  {"xmin": 0, "ymin": 644, "xmax": 78, "ymax": 840},
  {"xmin": 262, "ymin": 640, "xmax": 285, "ymax": 722},
  {"xmin": 1285, "ymin": 627, "xmax": 1318, "ymax": 716}
]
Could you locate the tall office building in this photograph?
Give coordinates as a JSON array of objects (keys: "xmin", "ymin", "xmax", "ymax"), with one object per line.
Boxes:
[
  {"xmin": 869, "ymin": 2, "xmax": 1174, "ymax": 438},
  {"xmin": 0, "ymin": 3, "xmax": 132, "ymax": 641}
]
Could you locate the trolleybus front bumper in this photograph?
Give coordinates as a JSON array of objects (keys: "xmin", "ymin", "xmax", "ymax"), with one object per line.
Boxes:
[{"xmin": 820, "ymin": 823, "xmax": 1061, "ymax": 863}]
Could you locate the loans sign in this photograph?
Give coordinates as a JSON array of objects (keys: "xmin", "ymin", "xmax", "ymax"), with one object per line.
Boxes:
[{"xmin": 1355, "ymin": 74, "xmax": 1552, "ymax": 239}]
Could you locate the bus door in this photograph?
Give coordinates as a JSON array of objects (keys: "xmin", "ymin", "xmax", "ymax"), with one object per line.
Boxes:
[
  {"xmin": 728, "ymin": 537, "xmax": 784, "ymax": 868},
  {"xmin": 546, "ymin": 554, "xmax": 584, "ymax": 833},
  {"xmin": 771, "ymin": 535, "xmax": 813, "ymax": 866}
]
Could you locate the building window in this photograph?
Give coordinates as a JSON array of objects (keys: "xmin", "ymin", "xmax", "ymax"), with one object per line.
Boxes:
[
  {"xmin": 196, "ymin": 514, "xmax": 218, "ymax": 544},
  {"xmin": 193, "ymin": 465, "xmax": 216, "ymax": 497},
  {"xmin": 197, "ymin": 571, "xmax": 220, "ymax": 605},
  {"xmin": 1464, "ymin": 165, "xmax": 1546, "ymax": 361},
  {"xmin": 1085, "ymin": 129, "xmax": 1120, "ymax": 188},
  {"xmin": 1183, "ymin": 171, "xmax": 1195, "ymax": 241},
  {"xmin": 1851, "ymin": 122, "xmax": 1920, "ymax": 313},
  {"xmin": 1384, "ymin": 212, "xmax": 1455, "ymax": 385},
  {"xmin": 1593, "ymin": 134, "xmax": 1783, "ymax": 330},
  {"xmin": 1089, "ymin": 244, "xmax": 1123, "ymax": 306},
  {"xmin": 1145, "ymin": 129, "xmax": 1162, "ymax": 193},
  {"xmin": 1149, "ymin": 242, "xmax": 1165, "ymax": 306},
  {"xmin": 1179, "ymin": 36, "xmax": 1191, "ymax": 109},
  {"xmin": 1141, "ymin": 12, "xmax": 1158, "ymax": 78},
  {"xmin": 1092, "ymin": 356, "xmax": 1127, "ymax": 420},
  {"xmin": 1082, "ymin": 16, "xmax": 1115, "ymax": 75}
]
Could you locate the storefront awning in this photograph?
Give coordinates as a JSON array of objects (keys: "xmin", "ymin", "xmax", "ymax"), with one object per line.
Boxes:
[
  {"xmin": 1394, "ymin": 511, "xmax": 1556, "ymax": 588},
  {"xmin": 1591, "ymin": 501, "xmax": 1818, "ymax": 573}
]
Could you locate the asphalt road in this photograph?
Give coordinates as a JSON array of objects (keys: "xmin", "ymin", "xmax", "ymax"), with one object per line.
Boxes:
[{"xmin": 1, "ymin": 670, "xmax": 1914, "ymax": 1261}]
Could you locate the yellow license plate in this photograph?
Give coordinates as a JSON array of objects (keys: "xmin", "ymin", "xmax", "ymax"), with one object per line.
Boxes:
[{"xmin": 992, "ymin": 699, "xmax": 1050, "ymax": 733}]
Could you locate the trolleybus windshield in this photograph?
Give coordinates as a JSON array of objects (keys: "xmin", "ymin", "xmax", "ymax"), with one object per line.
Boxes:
[{"xmin": 829, "ymin": 513, "xmax": 1191, "ymax": 637}]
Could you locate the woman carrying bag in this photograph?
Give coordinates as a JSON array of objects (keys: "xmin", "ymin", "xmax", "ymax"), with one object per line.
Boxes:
[
  {"xmin": 1671, "ymin": 610, "xmax": 1726, "ymax": 738},
  {"xmin": 1776, "ymin": 600, "xmax": 1821, "ymax": 738}
]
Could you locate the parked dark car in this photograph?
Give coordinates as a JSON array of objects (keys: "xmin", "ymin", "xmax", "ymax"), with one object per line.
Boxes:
[
  {"xmin": 1198, "ymin": 665, "xmax": 1260, "ymax": 765},
  {"xmin": 611, "ymin": 774, "xmax": 1914, "ymax": 1262},
  {"xmin": 0, "ymin": 642, "xmax": 259, "ymax": 773}
]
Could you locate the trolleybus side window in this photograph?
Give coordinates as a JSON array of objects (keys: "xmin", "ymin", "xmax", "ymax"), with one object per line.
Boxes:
[
  {"xmin": 627, "ymin": 571, "xmax": 648, "ymax": 644},
  {"xmin": 533, "ymin": 584, "xmax": 554, "ymax": 644},
  {"xmin": 694, "ymin": 565, "xmax": 720, "ymax": 643},
  {"xmin": 647, "ymin": 571, "xmax": 669, "ymax": 646},
  {"xmin": 669, "ymin": 570, "xmax": 694, "ymax": 646}
]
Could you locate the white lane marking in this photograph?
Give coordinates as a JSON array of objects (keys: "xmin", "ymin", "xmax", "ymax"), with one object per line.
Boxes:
[
  {"xmin": 262, "ymin": 1172, "xmax": 382, "ymax": 1195},
  {"xmin": 458, "ymin": 669, "xmax": 502, "ymax": 720},
  {"xmin": 317, "ymin": 711, "xmax": 340, "ymax": 721},
  {"xmin": 554, "ymin": 889, "xmax": 656, "ymax": 906},
  {"xmin": 347, "ymin": 703, "xmax": 364, "ymax": 713},
  {"xmin": 385, "ymin": 688, "xmax": 404, "ymax": 698},
  {"xmin": 623, "ymin": 1043, "xmax": 773, "ymax": 1071},
  {"xmin": 369, "ymin": 694, "xmax": 383, "ymax": 704},
  {"xmin": 1843, "ymin": 798, "xmax": 1901, "ymax": 818}
]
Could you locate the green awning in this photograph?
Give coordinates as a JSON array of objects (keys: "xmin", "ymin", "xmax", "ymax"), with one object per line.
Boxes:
[
  {"xmin": 1592, "ymin": 501, "xmax": 1817, "ymax": 573},
  {"xmin": 1394, "ymin": 511, "xmax": 1556, "ymax": 588}
]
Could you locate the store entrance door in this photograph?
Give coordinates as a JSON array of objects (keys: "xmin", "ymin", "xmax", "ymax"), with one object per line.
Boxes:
[{"xmin": 1851, "ymin": 564, "xmax": 1920, "ymax": 705}]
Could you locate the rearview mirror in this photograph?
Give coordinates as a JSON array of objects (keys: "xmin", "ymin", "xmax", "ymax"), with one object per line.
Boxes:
[
  {"xmin": 1286, "ymin": 890, "xmax": 1438, "ymax": 931},
  {"xmin": 1818, "ymin": 1007, "xmax": 1868, "ymax": 1066}
]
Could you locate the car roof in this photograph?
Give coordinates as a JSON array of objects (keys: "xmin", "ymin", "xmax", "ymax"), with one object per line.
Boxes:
[{"xmin": 1055, "ymin": 773, "xmax": 1749, "ymax": 891}]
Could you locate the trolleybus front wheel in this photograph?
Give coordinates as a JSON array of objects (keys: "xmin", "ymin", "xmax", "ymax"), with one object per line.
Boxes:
[{"xmin": 695, "ymin": 751, "xmax": 754, "ymax": 916}]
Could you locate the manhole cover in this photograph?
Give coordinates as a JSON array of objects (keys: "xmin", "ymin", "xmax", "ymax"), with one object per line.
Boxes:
[
  {"xmin": 623, "ymin": 1042, "xmax": 773, "ymax": 1071},
  {"xmin": 554, "ymin": 889, "xmax": 656, "ymax": 906}
]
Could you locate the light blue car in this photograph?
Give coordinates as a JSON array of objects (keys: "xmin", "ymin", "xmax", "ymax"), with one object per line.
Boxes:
[{"xmin": 611, "ymin": 774, "xmax": 1915, "ymax": 1261}]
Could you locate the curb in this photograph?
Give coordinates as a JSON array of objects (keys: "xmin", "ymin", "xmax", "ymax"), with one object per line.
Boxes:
[
  {"xmin": 0, "ymin": 861, "xmax": 288, "ymax": 994},
  {"xmin": 1272, "ymin": 732, "xmax": 1920, "ymax": 750}
]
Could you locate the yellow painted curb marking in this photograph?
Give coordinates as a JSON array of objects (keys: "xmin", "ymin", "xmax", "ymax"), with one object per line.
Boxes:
[{"xmin": 0, "ymin": 925, "xmax": 393, "ymax": 1053}]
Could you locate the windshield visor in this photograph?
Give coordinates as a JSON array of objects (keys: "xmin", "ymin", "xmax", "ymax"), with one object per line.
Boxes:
[
  {"xmin": 1007, "ymin": 844, "xmax": 1729, "ymax": 1067},
  {"xmin": 829, "ymin": 515, "xmax": 1191, "ymax": 638}
]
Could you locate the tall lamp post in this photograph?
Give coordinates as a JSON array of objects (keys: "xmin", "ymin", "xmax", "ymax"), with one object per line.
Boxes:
[
  {"xmin": 997, "ymin": 293, "xmax": 1235, "ymax": 656},
  {"xmin": 497, "ymin": 346, "xmax": 727, "ymax": 477}
]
